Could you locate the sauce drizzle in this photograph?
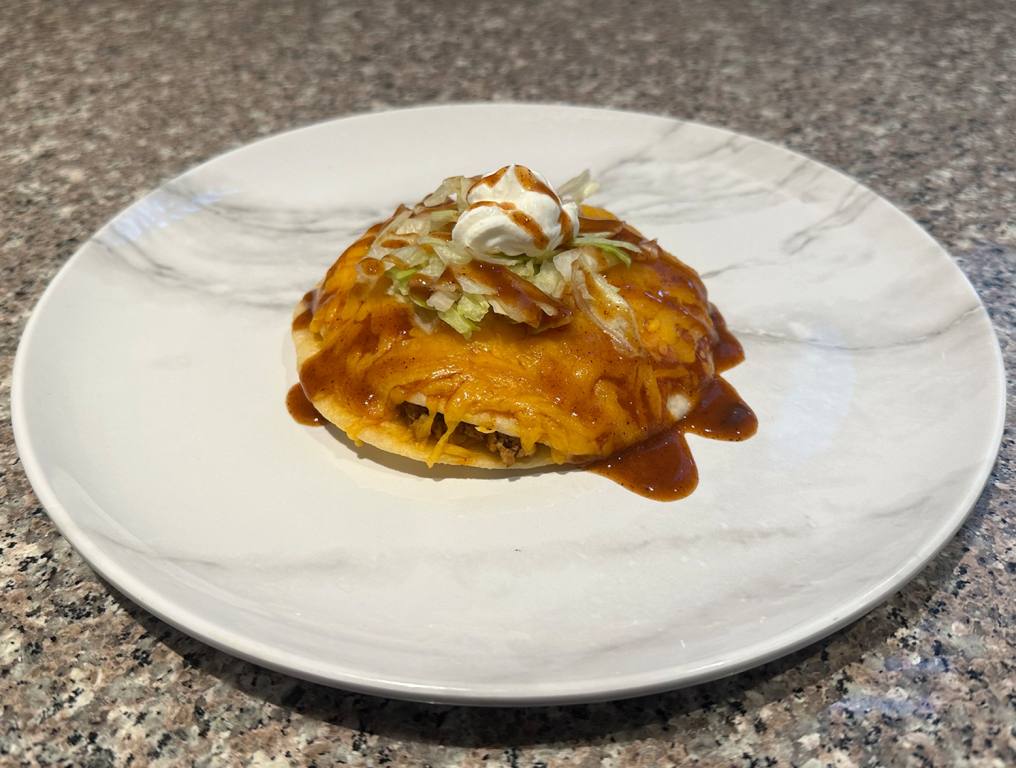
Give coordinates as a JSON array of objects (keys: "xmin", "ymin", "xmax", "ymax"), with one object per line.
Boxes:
[
  {"xmin": 590, "ymin": 428, "xmax": 699, "ymax": 501},
  {"xmin": 710, "ymin": 307, "xmax": 744, "ymax": 372},
  {"xmin": 682, "ymin": 377, "xmax": 757, "ymax": 441},
  {"xmin": 590, "ymin": 372, "xmax": 757, "ymax": 501},
  {"xmin": 286, "ymin": 383, "xmax": 325, "ymax": 427},
  {"xmin": 468, "ymin": 200, "xmax": 550, "ymax": 250}
]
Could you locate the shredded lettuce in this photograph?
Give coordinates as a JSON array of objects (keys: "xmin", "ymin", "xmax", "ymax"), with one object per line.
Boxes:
[
  {"xmin": 394, "ymin": 216, "xmax": 431, "ymax": 236},
  {"xmin": 457, "ymin": 176, "xmax": 471, "ymax": 212},
  {"xmin": 557, "ymin": 169, "xmax": 599, "ymax": 203},
  {"xmin": 438, "ymin": 293, "xmax": 490, "ymax": 337},
  {"xmin": 457, "ymin": 293, "xmax": 491, "ymax": 322},
  {"xmin": 423, "ymin": 175, "xmax": 467, "ymax": 207},
  {"xmin": 453, "ymin": 271, "xmax": 493, "ymax": 295},
  {"xmin": 599, "ymin": 243, "xmax": 632, "ymax": 267},
  {"xmin": 426, "ymin": 290, "xmax": 457, "ymax": 312},
  {"xmin": 373, "ymin": 170, "xmax": 643, "ymax": 337},
  {"xmin": 385, "ymin": 266, "xmax": 419, "ymax": 294},
  {"xmin": 571, "ymin": 263, "xmax": 642, "ymax": 356},
  {"xmin": 417, "ymin": 254, "xmax": 447, "ymax": 278},
  {"xmin": 392, "ymin": 245, "xmax": 430, "ymax": 268},
  {"xmin": 471, "ymin": 251, "xmax": 530, "ymax": 267},
  {"xmin": 424, "ymin": 239, "xmax": 472, "ymax": 266},
  {"xmin": 530, "ymin": 261, "xmax": 565, "ymax": 299},
  {"xmin": 438, "ymin": 305, "xmax": 473, "ymax": 336},
  {"xmin": 428, "ymin": 209, "xmax": 459, "ymax": 224},
  {"xmin": 508, "ymin": 258, "xmax": 537, "ymax": 279},
  {"xmin": 573, "ymin": 234, "xmax": 640, "ymax": 251},
  {"xmin": 367, "ymin": 208, "xmax": 413, "ymax": 260},
  {"xmin": 572, "ymin": 235, "xmax": 639, "ymax": 267},
  {"xmin": 552, "ymin": 248, "xmax": 583, "ymax": 281}
]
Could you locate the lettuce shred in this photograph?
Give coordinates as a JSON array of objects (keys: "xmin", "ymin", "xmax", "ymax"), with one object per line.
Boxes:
[
  {"xmin": 438, "ymin": 294, "xmax": 490, "ymax": 337},
  {"xmin": 572, "ymin": 235, "xmax": 639, "ymax": 267},
  {"xmin": 369, "ymin": 170, "xmax": 645, "ymax": 338}
]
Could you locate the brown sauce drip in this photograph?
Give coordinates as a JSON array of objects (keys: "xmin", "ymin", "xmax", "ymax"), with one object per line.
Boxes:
[
  {"xmin": 472, "ymin": 200, "xmax": 516, "ymax": 211},
  {"xmin": 578, "ymin": 215, "xmax": 625, "ymax": 237},
  {"xmin": 505, "ymin": 167, "xmax": 574, "ymax": 245},
  {"xmin": 710, "ymin": 307, "xmax": 745, "ymax": 372},
  {"xmin": 286, "ymin": 384, "xmax": 324, "ymax": 426},
  {"xmin": 469, "ymin": 166, "xmax": 508, "ymax": 194},
  {"xmin": 407, "ymin": 269, "xmax": 455, "ymax": 293},
  {"xmin": 591, "ymin": 374, "xmax": 756, "ymax": 501},
  {"xmin": 509, "ymin": 209, "xmax": 549, "ymax": 250},
  {"xmin": 683, "ymin": 377, "xmax": 757, "ymax": 440},
  {"xmin": 466, "ymin": 200, "xmax": 549, "ymax": 250},
  {"xmin": 298, "ymin": 305, "xmax": 412, "ymax": 410},
  {"xmin": 292, "ymin": 307, "xmax": 313, "ymax": 331},
  {"xmin": 358, "ymin": 257, "xmax": 384, "ymax": 277},
  {"xmin": 407, "ymin": 269, "xmax": 458, "ymax": 304},
  {"xmin": 590, "ymin": 428, "xmax": 699, "ymax": 501},
  {"xmin": 459, "ymin": 261, "xmax": 571, "ymax": 329},
  {"xmin": 558, "ymin": 208, "xmax": 574, "ymax": 245},
  {"xmin": 514, "ymin": 165, "xmax": 562, "ymax": 203},
  {"xmin": 292, "ymin": 290, "xmax": 316, "ymax": 331}
]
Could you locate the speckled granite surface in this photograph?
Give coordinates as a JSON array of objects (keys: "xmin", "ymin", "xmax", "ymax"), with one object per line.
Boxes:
[{"xmin": 1, "ymin": 0, "xmax": 1013, "ymax": 765}]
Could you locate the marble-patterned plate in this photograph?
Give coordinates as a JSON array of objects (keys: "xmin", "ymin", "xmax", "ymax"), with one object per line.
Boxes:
[{"xmin": 12, "ymin": 105, "xmax": 1005, "ymax": 705}]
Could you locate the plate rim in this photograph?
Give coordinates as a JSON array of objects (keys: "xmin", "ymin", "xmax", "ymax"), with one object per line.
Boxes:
[{"xmin": 11, "ymin": 102, "xmax": 1008, "ymax": 705}]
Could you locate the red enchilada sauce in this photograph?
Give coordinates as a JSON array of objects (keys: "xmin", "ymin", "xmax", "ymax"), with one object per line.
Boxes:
[
  {"xmin": 286, "ymin": 384, "xmax": 324, "ymax": 426},
  {"xmin": 589, "ymin": 316, "xmax": 756, "ymax": 501}
]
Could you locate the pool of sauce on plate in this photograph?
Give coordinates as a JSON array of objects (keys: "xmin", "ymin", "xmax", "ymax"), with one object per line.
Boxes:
[
  {"xmin": 287, "ymin": 289, "xmax": 326, "ymax": 426},
  {"xmin": 286, "ymin": 384, "xmax": 325, "ymax": 426},
  {"xmin": 589, "ymin": 315, "xmax": 757, "ymax": 501}
]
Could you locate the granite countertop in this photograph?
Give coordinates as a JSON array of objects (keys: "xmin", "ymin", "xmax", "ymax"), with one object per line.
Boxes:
[{"xmin": 2, "ymin": 1, "xmax": 1013, "ymax": 765}]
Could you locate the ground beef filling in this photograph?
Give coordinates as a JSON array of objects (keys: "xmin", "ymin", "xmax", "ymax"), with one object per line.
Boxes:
[{"xmin": 398, "ymin": 401, "xmax": 534, "ymax": 466}]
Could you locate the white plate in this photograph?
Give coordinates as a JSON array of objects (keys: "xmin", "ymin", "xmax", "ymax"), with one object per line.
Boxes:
[{"xmin": 13, "ymin": 104, "xmax": 1005, "ymax": 705}]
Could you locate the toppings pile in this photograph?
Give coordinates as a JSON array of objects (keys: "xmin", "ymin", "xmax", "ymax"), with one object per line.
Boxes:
[{"xmin": 352, "ymin": 165, "xmax": 661, "ymax": 351}]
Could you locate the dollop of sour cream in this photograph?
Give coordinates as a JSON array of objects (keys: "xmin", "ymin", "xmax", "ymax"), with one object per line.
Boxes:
[{"xmin": 452, "ymin": 165, "xmax": 579, "ymax": 257}]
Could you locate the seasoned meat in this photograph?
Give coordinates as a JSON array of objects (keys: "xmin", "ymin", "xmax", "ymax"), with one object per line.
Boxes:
[
  {"xmin": 399, "ymin": 401, "xmax": 429, "ymax": 423},
  {"xmin": 398, "ymin": 401, "xmax": 446, "ymax": 441},
  {"xmin": 398, "ymin": 401, "xmax": 533, "ymax": 465},
  {"xmin": 486, "ymin": 431, "xmax": 524, "ymax": 466}
]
